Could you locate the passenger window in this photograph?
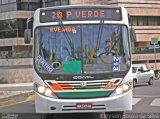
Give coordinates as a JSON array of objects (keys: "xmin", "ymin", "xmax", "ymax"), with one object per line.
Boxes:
[
  {"xmin": 138, "ymin": 67, "xmax": 143, "ymax": 72},
  {"xmin": 143, "ymin": 66, "xmax": 148, "ymax": 71}
]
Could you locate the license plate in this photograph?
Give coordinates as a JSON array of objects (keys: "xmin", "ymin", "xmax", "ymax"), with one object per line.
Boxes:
[{"xmin": 76, "ymin": 103, "xmax": 92, "ymax": 109}]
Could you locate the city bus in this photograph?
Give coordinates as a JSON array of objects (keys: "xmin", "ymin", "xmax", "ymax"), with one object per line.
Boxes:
[{"xmin": 24, "ymin": 5, "xmax": 133, "ymax": 119}]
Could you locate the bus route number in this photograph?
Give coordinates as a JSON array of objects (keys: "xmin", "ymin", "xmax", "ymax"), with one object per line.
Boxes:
[{"xmin": 52, "ymin": 11, "xmax": 63, "ymax": 19}]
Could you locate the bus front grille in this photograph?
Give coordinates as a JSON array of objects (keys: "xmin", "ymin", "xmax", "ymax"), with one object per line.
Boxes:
[{"xmin": 45, "ymin": 79, "xmax": 121, "ymax": 99}]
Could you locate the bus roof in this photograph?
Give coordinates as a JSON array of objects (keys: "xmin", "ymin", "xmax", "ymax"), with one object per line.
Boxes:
[{"xmin": 38, "ymin": 5, "xmax": 124, "ymax": 10}]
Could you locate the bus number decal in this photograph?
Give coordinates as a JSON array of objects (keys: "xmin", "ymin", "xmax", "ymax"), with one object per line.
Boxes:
[
  {"xmin": 113, "ymin": 56, "xmax": 121, "ymax": 71},
  {"xmin": 35, "ymin": 55, "xmax": 54, "ymax": 73}
]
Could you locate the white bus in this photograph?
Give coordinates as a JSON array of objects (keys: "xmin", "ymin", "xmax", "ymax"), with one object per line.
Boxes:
[{"xmin": 25, "ymin": 5, "xmax": 133, "ymax": 119}]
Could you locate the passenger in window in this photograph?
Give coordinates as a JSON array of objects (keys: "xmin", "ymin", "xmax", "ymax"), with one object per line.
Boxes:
[{"xmin": 138, "ymin": 67, "xmax": 143, "ymax": 72}]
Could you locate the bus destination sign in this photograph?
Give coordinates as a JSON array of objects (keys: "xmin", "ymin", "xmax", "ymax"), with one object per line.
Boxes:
[{"xmin": 40, "ymin": 8, "xmax": 122, "ymax": 23}]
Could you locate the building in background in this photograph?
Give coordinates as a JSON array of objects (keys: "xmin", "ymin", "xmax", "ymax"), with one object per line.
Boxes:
[
  {"xmin": 0, "ymin": 0, "xmax": 69, "ymax": 83},
  {"xmin": 1, "ymin": 0, "xmax": 160, "ymax": 83},
  {"xmin": 0, "ymin": 0, "xmax": 104, "ymax": 83},
  {"xmin": 70, "ymin": 0, "xmax": 107, "ymax": 5},
  {"xmin": 107, "ymin": 0, "xmax": 160, "ymax": 70}
]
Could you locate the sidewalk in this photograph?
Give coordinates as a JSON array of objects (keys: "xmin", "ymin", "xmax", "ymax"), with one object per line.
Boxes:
[
  {"xmin": 0, "ymin": 83, "xmax": 33, "ymax": 91},
  {"xmin": 0, "ymin": 83, "xmax": 34, "ymax": 107}
]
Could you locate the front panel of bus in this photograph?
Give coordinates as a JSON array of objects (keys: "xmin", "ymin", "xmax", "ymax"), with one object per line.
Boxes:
[{"xmin": 33, "ymin": 6, "xmax": 133, "ymax": 113}]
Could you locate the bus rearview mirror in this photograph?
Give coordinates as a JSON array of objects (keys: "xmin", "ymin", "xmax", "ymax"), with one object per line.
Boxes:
[{"xmin": 24, "ymin": 29, "xmax": 31, "ymax": 44}]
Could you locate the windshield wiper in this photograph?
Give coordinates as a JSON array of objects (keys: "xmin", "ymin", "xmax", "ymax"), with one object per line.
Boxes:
[
  {"xmin": 94, "ymin": 20, "xmax": 104, "ymax": 62},
  {"xmin": 58, "ymin": 21, "xmax": 76, "ymax": 59},
  {"xmin": 106, "ymin": 26, "xmax": 121, "ymax": 55},
  {"xmin": 96, "ymin": 20, "xmax": 104, "ymax": 52}
]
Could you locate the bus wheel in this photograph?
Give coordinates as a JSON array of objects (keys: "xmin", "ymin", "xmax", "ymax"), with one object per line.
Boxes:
[
  {"xmin": 148, "ymin": 77, "xmax": 153, "ymax": 85},
  {"xmin": 40, "ymin": 114, "xmax": 54, "ymax": 119},
  {"xmin": 39, "ymin": 114, "xmax": 47, "ymax": 119},
  {"xmin": 46, "ymin": 114, "xmax": 55, "ymax": 119},
  {"xmin": 105, "ymin": 112, "xmax": 124, "ymax": 119}
]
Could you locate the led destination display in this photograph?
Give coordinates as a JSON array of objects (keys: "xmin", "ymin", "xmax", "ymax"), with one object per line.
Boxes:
[{"xmin": 40, "ymin": 7, "xmax": 122, "ymax": 22}]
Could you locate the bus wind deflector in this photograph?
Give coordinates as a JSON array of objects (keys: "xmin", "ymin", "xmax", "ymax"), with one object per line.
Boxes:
[
  {"xmin": 24, "ymin": 17, "xmax": 33, "ymax": 44},
  {"xmin": 128, "ymin": 14, "xmax": 136, "ymax": 42}
]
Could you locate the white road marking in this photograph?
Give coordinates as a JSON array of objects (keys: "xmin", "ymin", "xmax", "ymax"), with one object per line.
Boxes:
[
  {"xmin": 132, "ymin": 98, "xmax": 141, "ymax": 106},
  {"xmin": 133, "ymin": 95, "xmax": 160, "ymax": 98},
  {"xmin": 150, "ymin": 98, "xmax": 160, "ymax": 106}
]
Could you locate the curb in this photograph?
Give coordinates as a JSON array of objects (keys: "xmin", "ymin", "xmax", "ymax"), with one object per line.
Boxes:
[
  {"xmin": 26, "ymin": 94, "xmax": 35, "ymax": 101},
  {"xmin": 0, "ymin": 91, "xmax": 34, "ymax": 107},
  {"xmin": 0, "ymin": 83, "xmax": 33, "ymax": 91}
]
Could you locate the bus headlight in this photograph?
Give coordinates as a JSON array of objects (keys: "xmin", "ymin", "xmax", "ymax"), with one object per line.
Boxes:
[
  {"xmin": 35, "ymin": 83, "xmax": 57, "ymax": 98},
  {"xmin": 38, "ymin": 86, "xmax": 45, "ymax": 93},
  {"xmin": 122, "ymin": 84, "xmax": 129, "ymax": 91},
  {"xmin": 44, "ymin": 88, "xmax": 52, "ymax": 96},
  {"xmin": 111, "ymin": 81, "xmax": 132, "ymax": 96},
  {"xmin": 115, "ymin": 87, "xmax": 123, "ymax": 95}
]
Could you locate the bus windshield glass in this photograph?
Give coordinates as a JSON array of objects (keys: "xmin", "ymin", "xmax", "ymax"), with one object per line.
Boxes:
[{"xmin": 34, "ymin": 24, "xmax": 130, "ymax": 74}]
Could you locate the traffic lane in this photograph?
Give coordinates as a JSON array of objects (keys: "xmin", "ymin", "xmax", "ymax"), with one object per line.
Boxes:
[
  {"xmin": 0, "ymin": 112, "xmax": 103, "ymax": 119},
  {"xmin": 0, "ymin": 113, "xmax": 44, "ymax": 119},
  {"xmin": 0, "ymin": 101, "xmax": 103, "ymax": 119},
  {"xmin": 53, "ymin": 113, "xmax": 102, "ymax": 119},
  {"xmin": 131, "ymin": 97, "xmax": 160, "ymax": 113},
  {"xmin": 0, "ymin": 101, "xmax": 35, "ymax": 113},
  {"xmin": 0, "ymin": 113, "xmax": 103, "ymax": 119},
  {"xmin": 1, "ymin": 98, "xmax": 160, "ymax": 118},
  {"xmin": 132, "ymin": 79, "xmax": 160, "ymax": 113},
  {"xmin": 133, "ymin": 79, "xmax": 160, "ymax": 97}
]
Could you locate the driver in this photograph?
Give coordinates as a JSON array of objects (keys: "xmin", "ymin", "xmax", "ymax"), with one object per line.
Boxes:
[
  {"xmin": 105, "ymin": 40, "xmax": 119, "ymax": 56},
  {"xmin": 94, "ymin": 40, "xmax": 118, "ymax": 57}
]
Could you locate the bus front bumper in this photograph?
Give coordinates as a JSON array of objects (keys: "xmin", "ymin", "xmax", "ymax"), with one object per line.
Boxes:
[{"xmin": 35, "ymin": 90, "xmax": 132, "ymax": 113}]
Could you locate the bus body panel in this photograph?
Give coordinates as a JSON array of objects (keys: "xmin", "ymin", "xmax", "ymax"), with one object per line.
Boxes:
[{"xmin": 35, "ymin": 90, "xmax": 132, "ymax": 113}]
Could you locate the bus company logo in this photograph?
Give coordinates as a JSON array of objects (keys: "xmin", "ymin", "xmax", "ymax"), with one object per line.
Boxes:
[
  {"xmin": 73, "ymin": 76, "xmax": 94, "ymax": 79},
  {"xmin": 81, "ymin": 81, "xmax": 87, "ymax": 87}
]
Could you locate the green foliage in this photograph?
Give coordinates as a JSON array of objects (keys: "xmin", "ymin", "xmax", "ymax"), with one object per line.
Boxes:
[{"xmin": 134, "ymin": 47, "xmax": 160, "ymax": 54}]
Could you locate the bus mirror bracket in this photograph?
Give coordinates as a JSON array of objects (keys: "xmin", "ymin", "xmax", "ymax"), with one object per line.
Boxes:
[
  {"xmin": 129, "ymin": 27, "xmax": 136, "ymax": 42},
  {"xmin": 24, "ymin": 17, "xmax": 33, "ymax": 44},
  {"xmin": 24, "ymin": 29, "xmax": 31, "ymax": 44}
]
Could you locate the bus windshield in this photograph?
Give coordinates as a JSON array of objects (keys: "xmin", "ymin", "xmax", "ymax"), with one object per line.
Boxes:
[{"xmin": 34, "ymin": 24, "xmax": 130, "ymax": 74}]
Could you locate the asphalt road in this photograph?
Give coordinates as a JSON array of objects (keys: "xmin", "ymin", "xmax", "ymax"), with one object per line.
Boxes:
[
  {"xmin": 131, "ymin": 78, "xmax": 160, "ymax": 113},
  {"xmin": 1, "ymin": 79, "xmax": 160, "ymax": 119}
]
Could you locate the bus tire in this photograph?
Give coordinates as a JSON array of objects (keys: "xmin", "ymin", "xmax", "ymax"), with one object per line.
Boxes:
[
  {"xmin": 105, "ymin": 111, "xmax": 124, "ymax": 119},
  {"xmin": 40, "ymin": 114, "xmax": 54, "ymax": 119},
  {"xmin": 39, "ymin": 114, "xmax": 47, "ymax": 119},
  {"xmin": 46, "ymin": 114, "xmax": 55, "ymax": 119}
]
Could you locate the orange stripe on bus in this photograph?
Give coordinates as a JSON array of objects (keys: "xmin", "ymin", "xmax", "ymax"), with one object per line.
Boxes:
[{"xmin": 51, "ymin": 84, "xmax": 74, "ymax": 90}]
